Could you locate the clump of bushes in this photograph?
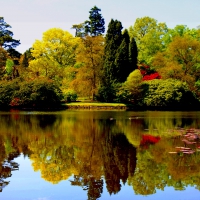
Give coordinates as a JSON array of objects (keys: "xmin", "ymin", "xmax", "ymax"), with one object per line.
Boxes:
[
  {"xmin": 0, "ymin": 78, "xmax": 63, "ymax": 108},
  {"xmin": 141, "ymin": 79, "xmax": 199, "ymax": 108}
]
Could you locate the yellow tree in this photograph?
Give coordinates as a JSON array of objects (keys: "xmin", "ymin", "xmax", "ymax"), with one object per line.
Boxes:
[
  {"xmin": 70, "ymin": 35, "xmax": 104, "ymax": 100},
  {"xmin": 29, "ymin": 28, "xmax": 80, "ymax": 80}
]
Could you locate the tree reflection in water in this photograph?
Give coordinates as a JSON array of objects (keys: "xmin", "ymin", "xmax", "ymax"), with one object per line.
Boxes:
[{"xmin": 1, "ymin": 111, "xmax": 200, "ymax": 198}]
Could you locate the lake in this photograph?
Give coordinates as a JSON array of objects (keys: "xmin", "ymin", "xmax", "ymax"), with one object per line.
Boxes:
[{"xmin": 0, "ymin": 110, "xmax": 200, "ymax": 200}]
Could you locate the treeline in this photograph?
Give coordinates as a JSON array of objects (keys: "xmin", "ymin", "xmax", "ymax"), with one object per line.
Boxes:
[{"xmin": 1, "ymin": 6, "xmax": 200, "ymax": 108}]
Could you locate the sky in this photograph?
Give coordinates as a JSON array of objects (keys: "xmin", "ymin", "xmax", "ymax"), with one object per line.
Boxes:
[{"xmin": 1, "ymin": 0, "xmax": 200, "ymax": 53}]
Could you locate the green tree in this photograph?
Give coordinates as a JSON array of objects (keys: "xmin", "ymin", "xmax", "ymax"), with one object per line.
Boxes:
[
  {"xmin": 162, "ymin": 25, "xmax": 199, "ymax": 47},
  {"xmin": 114, "ymin": 29, "xmax": 131, "ymax": 82},
  {"xmin": 122, "ymin": 69, "xmax": 143, "ymax": 104},
  {"xmin": 5, "ymin": 59, "xmax": 14, "ymax": 76},
  {"xmin": 129, "ymin": 16, "xmax": 168, "ymax": 64},
  {"xmin": 103, "ymin": 19, "xmax": 123, "ymax": 84},
  {"xmin": 0, "ymin": 17, "xmax": 20, "ymax": 50},
  {"xmin": 129, "ymin": 37, "xmax": 138, "ymax": 71},
  {"xmin": 84, "ymin": 6, "xmax": 105, "ymax": 36}
]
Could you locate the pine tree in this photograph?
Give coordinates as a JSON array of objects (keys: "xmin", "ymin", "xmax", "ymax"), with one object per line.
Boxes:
[
  {"xmin": 0, "ymin": 17, "xmax": 20, "ymax": 49},
  {"xmin": 84, "ymin": 6, "xmax": 105, "ymax": 36}
]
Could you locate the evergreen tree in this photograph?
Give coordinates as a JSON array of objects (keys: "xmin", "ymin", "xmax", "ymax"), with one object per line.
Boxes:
[
  {"xmin": 98, "ymin": 20, "xmax": 138, "ymax": 102},
  {"xmin": 114, "ymin": 29, "xmax": 131, "ymax": 82},
  {"xmin": 84, "ymin": 6, "xmax": 105, "ymax": 36},
  {"xmin": 103, "ymin": 19, "xmax": 123, "ymax": 84},
  {"xmin": 0, "ymin": 17, "xmax": 20, "ymax": 50},
  {"xmin": 129, "ymin": 37, "xmax": 138, "ymax": 71}
]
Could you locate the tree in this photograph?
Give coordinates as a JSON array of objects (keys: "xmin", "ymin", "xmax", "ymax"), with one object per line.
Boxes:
[
  {"xmin": 129, "ymin": 17, "xmax": 168, "ymax": 64},
  {"xmin": 0, "ymin": 47, "xmax": 8, "ymax": 78},
  {"xmin": 20, "ymin": 48, "xmax": 34, "ymax": 68},
  {"xmin": 70, "ymin": 35, "xmax": 104, "ymax": 100},
  {"xmin": 71, "ymin": 23, "xmax": 85, "ymax": 37},
  {"xmin": 129, "ymin": 37, "xmax": 138, "ymax": 71},
  {"xmin": 153, "ymin": 35, "xmax": 200, "ymax": 89},
  {"xmin": 7, "ymin": 48, "xmax": 21, "ymax": 65},
  {"xmin": 114, "ymin": 29, "xmax": 131, "ymax": 82},
  {"xmin": 72, "ymin": 6, "xmax": 105, "ymax": 38},
  {"xmin": 99, "ymin": 20, "xmax": 137, "ymax": 102},
  {"xmin": 103, "ymin": 19, "xmax": 123, "ymax": 84},
  {"xmin": 162, "ymin": 25, "xmax": 199, "ymax": 47},
  {"xmin": 84, "ymin": 6, "xmax": 105, "ymax": 36},
  {"xmin": 5, "ymin": 59, "xmax": 14, "ymax": 76},
  {"xmin": 29, "ymin": 28, "xmax": 80, "ymax": 80},
  {"xmin": 118, "ymin": 69, "xmax": 143, "ymax": 104},
  {"xmin": 0, "ymin": 17, "xmax": 20, "ymax": 50}
]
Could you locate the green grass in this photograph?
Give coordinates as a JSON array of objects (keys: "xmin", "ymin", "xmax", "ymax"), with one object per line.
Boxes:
[{"xmin": 65, "ymin": 102, "xmax": 127, "ymax": 107}]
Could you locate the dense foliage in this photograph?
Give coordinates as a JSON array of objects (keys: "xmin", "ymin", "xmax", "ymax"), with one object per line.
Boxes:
[
  {"xmin": 0, "ymin": 79, "xmax": 63, "ymax": 108},
  {"xmin": 1, "ymin": 7, "xmax": 200, "ymax": 108},
  {"xmin": 141, "ymin": 79, "xmax": 198, "ymax": 108}
]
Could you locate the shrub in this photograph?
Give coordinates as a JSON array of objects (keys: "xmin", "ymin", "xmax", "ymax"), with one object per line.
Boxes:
[
  {"xmin": 0, "ymin": 78, "xmax": 63, "ymax": 108},
  {"xmin": 141, "ymin": 79, "xmax": 198, "ymax": 107},
  {"xmin": 97, "ymin": 83, "xmax": 120, "ymax": 103},
  {"xmin": 0, "ymin": 80, "xmax": 19, "ymax": 107}
]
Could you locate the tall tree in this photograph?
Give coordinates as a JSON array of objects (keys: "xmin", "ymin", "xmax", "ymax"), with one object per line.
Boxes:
[
  {"xmin": 103, "ymin": 19, "xmax": 123, "ymax": 84},
  {"xmin": 70, "ymin": 35, "xmax": 104, "ymax": 100},
  {"xmin": 129, "ymin": 17, "xmax": 168, "ymax": 64},
  {"xmin": 84, "ymin": 6, "xmax": 105, "ymax": 36},
  {"xmin": 0, "ymin": 17, "xmax": 20, "ymax": 50},
  {"xmin": 99, "ymin": 20, "xmax": 138, "ymax": 102},
  {"xmin": 129, "ymin": 37, "xmax": 138, "ymax": 71},
  {"xmin": 114, "ymin": 29, "xmax": 130, "ymax": 82}
]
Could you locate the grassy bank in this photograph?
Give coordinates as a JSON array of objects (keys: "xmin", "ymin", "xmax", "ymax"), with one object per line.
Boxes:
[{"xmin": 64, "ymin": 102, "xmax": 132, "ymax": 110}]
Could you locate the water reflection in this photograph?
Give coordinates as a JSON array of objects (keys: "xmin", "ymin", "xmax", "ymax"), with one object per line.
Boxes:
[{"xmin": 0, "ymin": 111, "xmax": 200, "ymax": 198}]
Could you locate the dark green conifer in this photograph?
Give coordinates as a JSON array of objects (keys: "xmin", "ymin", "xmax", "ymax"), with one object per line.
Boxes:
[
  {"xmin": 129, "ymin": 37, "xmax": 138, "ymax": 71},
  {"xmin": 84, "ymin": 6, "xmax": 105, "ymax": 36},
  {"xmin": 103, "ymin": 19, "xmax": 123, "ymax": 83}
]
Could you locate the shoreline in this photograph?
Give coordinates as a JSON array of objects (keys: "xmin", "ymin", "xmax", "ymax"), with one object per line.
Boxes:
[{"xmin": 0, "ymin": 102, "xmax": 200, "ymax": 111}]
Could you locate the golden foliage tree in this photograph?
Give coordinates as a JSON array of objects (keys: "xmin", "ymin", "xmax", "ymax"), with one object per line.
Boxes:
[
  {"xmin": 29, "ymin": 28, "xmax": 80, "ymax": 80},
  {"xmin": 70, "ymin": 35, "xmax": 104, "ymax": 99}
]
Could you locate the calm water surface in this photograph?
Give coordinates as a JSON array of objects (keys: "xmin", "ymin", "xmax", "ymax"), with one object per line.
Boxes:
[{"xmin": 1, "ymin": 110, "xmax": 200, "ymax": 200}]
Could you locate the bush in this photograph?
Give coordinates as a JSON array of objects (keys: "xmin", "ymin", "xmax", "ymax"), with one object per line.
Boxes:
[
  {"xmin": 141, "ymin": 79, "xmax": 198, "ymax": 108},
  {"xmin": 0, "ymin": 78, "xmax": 63, "ymax": 108},
  {"xmin": 97, "ymin": 83, "xmax": 120, "ymax": 102},
  {"xmin": 0, "ymin": 80, "xmax": 19, "ymax": 107}
]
